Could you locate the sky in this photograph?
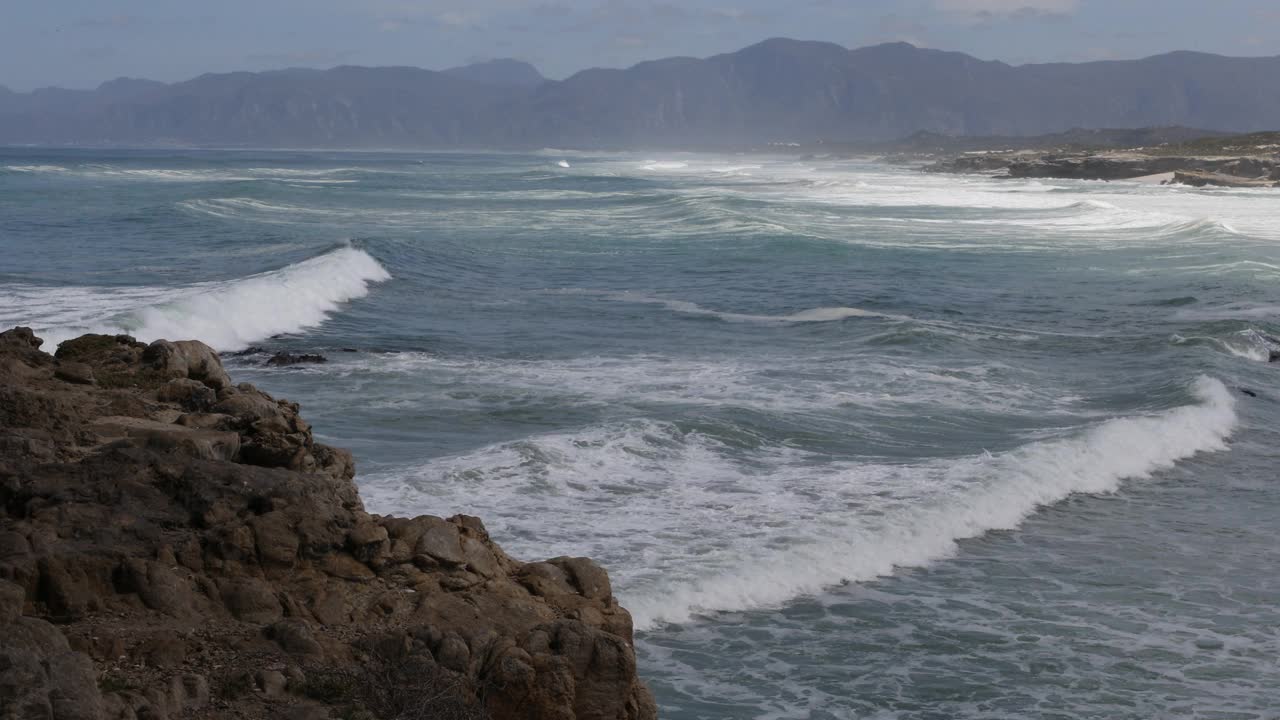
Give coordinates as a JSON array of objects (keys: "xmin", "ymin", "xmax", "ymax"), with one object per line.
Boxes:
[{"xmin": 3, "ymin": 0, "xmax": 1279, "ymax": 91}]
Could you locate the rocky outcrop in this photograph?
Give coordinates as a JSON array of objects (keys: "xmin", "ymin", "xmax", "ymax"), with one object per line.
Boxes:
[
  {"xmin": 920, "ymin": 154, "xmax": 1022, "ymax": 174},
  {"xmin": 265, "ymin": 353, "xmax": 328, "ymax": 367},
  {"xmin": 0, "ymin": 327, "xmax": 656, "ymax": 720},
  {"xmin": 1006, "ymin": 154, "xmax": 1279, "ymax": 181},
  {"xmin": 1171, "ymin": 170, "xmax": 1279, "ymax": 188},
  {"xmin": 924, "ymin": 150, "xmax": 1279, "ymax": 183}
]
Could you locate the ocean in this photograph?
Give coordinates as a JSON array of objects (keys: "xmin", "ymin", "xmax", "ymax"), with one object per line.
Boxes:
[{"xmin": 2, "ymin": 148, "xmax": 1278, "ymax": 719}]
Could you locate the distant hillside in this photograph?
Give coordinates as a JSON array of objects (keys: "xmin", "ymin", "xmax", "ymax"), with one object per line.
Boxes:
[
  {"xmin": 442, "ymin": 59, "xmax": 545, "ymax": 89},
  {"xmin": 2, "ymin": 40, "xmax": 1280, "ymax": 148}
]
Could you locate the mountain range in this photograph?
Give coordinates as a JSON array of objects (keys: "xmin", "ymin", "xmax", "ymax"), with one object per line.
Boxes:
[{"xmin": 2, "ymin": 39, "xmax": 1279, "ymax": 149}]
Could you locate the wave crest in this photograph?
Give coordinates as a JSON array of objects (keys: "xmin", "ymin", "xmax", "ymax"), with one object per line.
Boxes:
[
  {"xmin": 623, "ymin": 376, "xmax": 1235, "ymax": 628},
  {"xmin": 605, "ymin": 292, "xmax": 890, "ymax": 324},
  {"xmin": 361, "ymin": 375, "xmax": 1235, "ymax": 632},
  {"xmin": 22, "ymin": 247, "xmax": 389, "ymax": 351}
]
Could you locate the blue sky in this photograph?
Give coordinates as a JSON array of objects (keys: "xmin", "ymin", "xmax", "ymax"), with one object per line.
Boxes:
[{"xmin": 4, "ymin": 0, "xmax": 1279, "ymax": 90}]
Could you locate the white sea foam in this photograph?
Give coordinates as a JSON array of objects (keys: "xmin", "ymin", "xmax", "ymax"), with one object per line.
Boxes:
[
  {"xmin": 1172, "ymin": 328, "xmax": 1278, "ymax": 362},
  {"xmin": 641, "ymin": 161, "xmax": 691, "ymax": 171},
  {"xmin": 604, "ymin": 292, "xmax": 892, "ymax": 324},
  {"xmin": 1174, "ymin": 303, "xmax": 1280, "ymax": 321},
  {"xmin": 3, "ymin": 164, "xmax": 69, "ymax": 173},
  {"xmin": 624, "ymin": 377, "xmax": 1235, "ymax": 629},
  {"xmin": 301, "ymin": 349, "xmax": 1084, "ymax": 419},
  {"xmin": 362, "ymin": 376, "xmax": 1235, "ymax": 631},
  {"xmin": 7, "ymin": 247, "xmax": 389, "ymax": 351}
]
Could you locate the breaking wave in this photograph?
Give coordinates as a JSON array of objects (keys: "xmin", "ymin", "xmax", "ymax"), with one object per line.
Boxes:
[
  {"xmin": 14, "ymin": 246, "xmax": 389, "ymax": 351},
  {"xmin": 622, "ymin": 376, "xmax": 1235, "ymax": 629},
  {"xmin": 361, "ymin": 375, "xmax": 1235, "ymax": 631}
]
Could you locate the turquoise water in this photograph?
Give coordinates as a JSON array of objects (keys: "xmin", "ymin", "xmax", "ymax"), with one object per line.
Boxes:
[{"xmin": 3, "ymin": 149, "xmax": 1279, "ymax": 718}]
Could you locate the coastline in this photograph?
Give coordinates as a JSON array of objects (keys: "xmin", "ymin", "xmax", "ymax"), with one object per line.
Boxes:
[
  {"xmin": 917, "ymin": 140, "xmax": 1280, "ymax": 187},
  {"xmin": 0, "ymin": 327, "xmax": 656, "ymax": 720}
]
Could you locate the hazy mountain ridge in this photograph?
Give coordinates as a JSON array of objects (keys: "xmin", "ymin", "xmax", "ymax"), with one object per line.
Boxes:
[
  {"xmin": 442, "ymin": 59, "xmax": 546, "ymax": 88},
  {"xmin": 2, "ymin": 41, "xmax": 1279, "ymax": 148}
]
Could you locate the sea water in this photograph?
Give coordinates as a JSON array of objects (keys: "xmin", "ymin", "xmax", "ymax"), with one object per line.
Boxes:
[{"xmin": 3, "ymin": 148, "xmax": 1278, "ymax": 718}]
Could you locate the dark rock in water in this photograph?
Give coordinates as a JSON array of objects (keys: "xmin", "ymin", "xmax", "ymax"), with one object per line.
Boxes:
[
  {"xmin": 922, "ymin": 154, "xmax": 1013, "ymax": 174},
  {"xmin": 0, "ymin": 325, "xmax": 655, "ymax": 720},
  {"xmin": 1270, "ymin": 350, "xmax": 1280, "ymax": 363},
  {"xmin": 1239, "ymin": 388, "xmax": 1258, "ymax": 398},
  {"xmin": 340, "ymin": 347, "xmax": 358, "ymax": 353},
  {"xmin": 265, "ymin": 352, "xmax": 328, "ymax": 366},
  {"xmin": 924, "ymin": 152, "xmax": 1280, "ymax": 182},
  {"xmin": 1172, "ymin": 170, "xmax": 1277, "ymax": 188},
  {"xmin": 227, "ymin": 345, "xmax": 269, "ymax": 357}
]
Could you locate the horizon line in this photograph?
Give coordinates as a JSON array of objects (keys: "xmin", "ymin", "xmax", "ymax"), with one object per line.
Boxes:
[{"xmin": 6, "ymin": 37, "xmax": 1280, "ymax": 95}]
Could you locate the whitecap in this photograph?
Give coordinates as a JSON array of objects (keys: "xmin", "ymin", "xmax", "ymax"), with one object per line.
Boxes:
[
  {"xmin": 360, "ymin": 376, "xmax": 1235, "ymax": 632},
  {"xmin": 6, "ymin": 246, "xmax": 390, "ymax": 351}
]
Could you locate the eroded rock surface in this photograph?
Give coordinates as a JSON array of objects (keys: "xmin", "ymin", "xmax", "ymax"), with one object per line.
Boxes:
[{"xmin": 0, "ymin": 327, "xmax": 655, "ymax": 720}]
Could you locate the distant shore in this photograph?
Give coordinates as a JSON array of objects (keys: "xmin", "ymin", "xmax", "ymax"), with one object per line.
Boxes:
[{"xmin": 909, "ymin": 130, "xmax": 1280, "ymax": 187}]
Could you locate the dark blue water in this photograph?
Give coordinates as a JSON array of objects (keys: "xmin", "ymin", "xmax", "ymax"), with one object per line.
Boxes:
[{"xmin": 3, "ymin": 148, "xmax": 1279, "ymax": 718}]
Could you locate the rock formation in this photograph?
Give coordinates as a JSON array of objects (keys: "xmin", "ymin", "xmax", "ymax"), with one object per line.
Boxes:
[
  {"xmin": 264, "ymin": 353, "xmax": 328, "ymax": 367},
  {"xmin": 1170, "ymin": 170, "xmax": 1279, "ymax": 188},
  {"xmin": 0, "ymin": 327, "xmax": 656, "ymax": 720},
  {"xmin": 924, "ymin": 150, "xmax": 1279, "ymax": 184}
]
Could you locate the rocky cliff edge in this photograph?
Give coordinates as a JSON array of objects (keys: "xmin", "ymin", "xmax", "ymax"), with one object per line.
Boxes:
[{"xmin": 0, "ymin": 327, "xmax": 657, "ymax": 720}]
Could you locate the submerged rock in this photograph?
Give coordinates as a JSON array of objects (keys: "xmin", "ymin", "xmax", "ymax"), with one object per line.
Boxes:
[
  {"xmin": 0, "ymin": 325, "xmax": 655, "ymax": 720},
  {"xmin": 265, "ymin": 352, "xmax": 329, "ymax": 366}
]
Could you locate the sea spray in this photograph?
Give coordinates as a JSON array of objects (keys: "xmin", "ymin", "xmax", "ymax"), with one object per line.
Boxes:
[
  {"xmin": 625, "ymin": 376, "xmax": 1236, "ymax": 629},
  {"xmin": 23, "ymin": 246, "xmax": 389, "ymax": 351}
]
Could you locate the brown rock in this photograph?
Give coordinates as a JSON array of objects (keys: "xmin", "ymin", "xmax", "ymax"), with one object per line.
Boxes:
[
  {"xmin": 38, "ymin": 556, "xmax": 98, "ymax": 620},
  {"xmin": 519, "ymin": 562, "xmax": 576, "ymax": 597},
  {"xmin": 181, "ymin": 675, "xmax": 209, "ymax": 710},
  {"xmin": 0, "ymin": 579, "xmax": 24, "ymax": 622},
  {"xmin": 210, "ymin": 388, "xmax": 287, "ymax": 423},
  {"xmin": 89, "ymin": 416, "xmax": 241, "ymax": 462},
  {"xmin": 269, "ymin": 618, "xmax": 323, "ymax": 656},
  {"xmin": 220, "ymin": 578, "xmax": 283, "ymax": 623},
  {"xmin": 414, "ymin": 523, "xmax": 465, "ymax": 567},
  {"xmin": 54, "ymin": 361, "xmax": 96, "ymax": 385},
  {"xmin": 0, "ymin": 328, "xmax": 658, "ymax": 720},
  {"xmin": 125, "ymin": 560, "xmax": 195, "ymax": 616},
  {"xmin": 320, "ymin": 554, "xmax": 375, "ymax": 582},
  {"xmin": 250, "ymin": 512, "xmax": 300, "ymax": 568},
  {"xmin": 282, "ymin": 706, "xmax": 331, "ymax": 720},
  {"xmin": 461, "ymin": 537, "xmax": 501, "ymax": 579},
  {"xmin": 138, "ymin": 631, "xmax": 188, "ymax": 668},
  {"xmin": 0, "ymin": 618, "xmax": 105, "ymax": 720},
  {"xmin": 156, "ymin": 378, "xmax": 216, "ymax": 411},
  {"xmin": 346, "ymin": 519, "xmax": 390, "ymax": 567},
  {"xmin": 256, "ymin": 669, "xmax": 289, "ymax": 697},
  {"xmin": 436, "ymin": 632, "xmax": 471, "ymax": 672},
  {"xmin": 549, "ymin": 557, "xmax": 613, "ymax": 601},
  {"xmin": 143, "ymin": 339, "xmax": 232, "ymax": 389}
]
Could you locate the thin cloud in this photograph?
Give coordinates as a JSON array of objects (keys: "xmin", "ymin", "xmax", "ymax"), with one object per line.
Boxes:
[
  {"xmin": 247, "ymin": 49, "xmax": 358, "ymax": 65},
  {"xmin": 935, "ymin": 0, "xmax": 1078, "ymax": 18}
]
